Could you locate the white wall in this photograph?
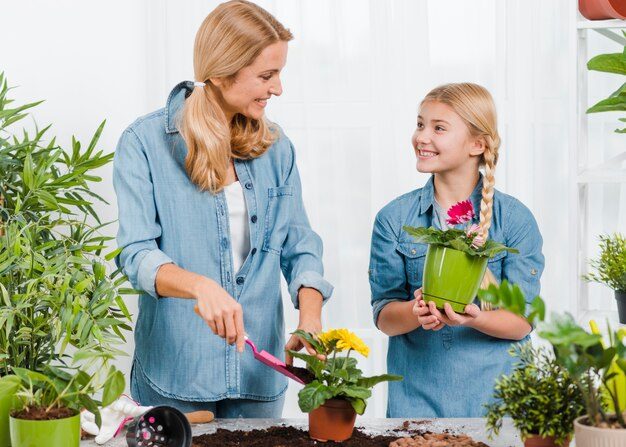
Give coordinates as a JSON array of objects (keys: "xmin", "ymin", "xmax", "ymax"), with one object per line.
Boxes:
[{"xmin": 3, "ymin": 0, "xmax": 624, "ymax": 418}]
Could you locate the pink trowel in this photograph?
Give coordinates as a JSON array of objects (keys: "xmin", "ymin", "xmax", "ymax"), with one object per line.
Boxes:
[
  {"xmin": 244, "ymin": 336, "xmax": 305, "ymax": 384},
  {"xmin": 192, "ymin": 305, "xmax": 304, "ymax": 384}
]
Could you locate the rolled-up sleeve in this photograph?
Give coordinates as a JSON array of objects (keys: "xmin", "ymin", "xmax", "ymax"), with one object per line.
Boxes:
[
  {"xmin": 279, "ymin": 139, "xmax": 333, "ymax": 309},
  {"xmin": 502, "ymin": 199, "xmax": 545, "ymax": 316},
  {"xmin": 369, "ymin": 211, "xmax": 410, "ymax": 328},
  {"xmin": 113, "ymin": 128, "xmax": 174, "ymax": 298}
]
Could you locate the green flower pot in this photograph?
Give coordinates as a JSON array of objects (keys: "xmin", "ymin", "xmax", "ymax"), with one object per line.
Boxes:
[
  {"xmin": 422, "ymin": 245, "xmax": 488, "ymax": 313},
  {"xmin": 0, "ymin": 376, "xmax": 21, "ymax": 447},
  {"xmin": 9, "ymin": 412, "xmax": 80, "ymax": 447}
]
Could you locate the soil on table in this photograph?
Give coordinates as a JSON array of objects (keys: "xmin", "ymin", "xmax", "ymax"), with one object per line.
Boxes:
[
  {"xmin": 284, "ymin": 365, "xmax": 315, "ymax": 384},
  {"xmin": 192, "ymin": 422, "xmax": 490, "ymax": 447},
  {"xmin": 11, "ymin": 405, "xmax": 76, "ymax": 421}
]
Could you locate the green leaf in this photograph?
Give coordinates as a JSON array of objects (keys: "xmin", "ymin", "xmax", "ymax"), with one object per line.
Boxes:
[
  {"xmin": 587, "ymin": 96, "xmax": 626, "ymax": 114},
  {"xmin": 356, "ymin": 374, "xmax": 403, "ymax": 389},
  {"xmin": 298, "ymin": 381, "xmax": 335, "ymax": 413},
  {"xmin": 101, "ymin": 369, "xmax": 125, "ymax": 407},
  {"xmin": 348, "ymin": 397, "xmax": 366, "ymax": 415},
  {"xmin": 587, "ymin": 53, "xmax": 626, "ymax": 76}
]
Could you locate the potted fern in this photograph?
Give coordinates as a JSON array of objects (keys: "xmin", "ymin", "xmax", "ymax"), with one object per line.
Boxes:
[
  {"xmin": 584, "ymin": 233, "xmax": 626, "ymax": 323},
  {"xmin": 0, "ymin": 72, "xmax": 132, "ymax": 447},
  {"xmin": 485, "ymin": 343, "xmax": 585, "ymax": 447},
  {"xmin": 404, "ymin": 200, "xmax": 517, "ymax": 312},
  {"xmin": 288, "ymin": 329, "xmax": 402, "ymax": 442}
]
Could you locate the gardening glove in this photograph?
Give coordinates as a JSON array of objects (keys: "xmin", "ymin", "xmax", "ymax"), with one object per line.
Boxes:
[{"xmin": 81, "ymin": 394, "xmax": 152, "ymax": 445}]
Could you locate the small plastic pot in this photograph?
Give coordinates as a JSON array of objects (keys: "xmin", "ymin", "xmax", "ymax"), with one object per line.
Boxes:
[{"xmin": 126, "ymin": 405, "xmax": 192, "ymax": 447}]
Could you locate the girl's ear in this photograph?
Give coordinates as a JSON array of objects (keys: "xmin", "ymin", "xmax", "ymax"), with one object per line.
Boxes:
[{"xmin": 469, "ymin": 136, "xmax": 487, "ymax": 157}]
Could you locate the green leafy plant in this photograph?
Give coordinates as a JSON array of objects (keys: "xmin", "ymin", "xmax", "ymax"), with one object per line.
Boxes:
[
  {"xmin": 403, "ymin": 200, "xmax": 518, "ymax": 258},
  {"xmin": 10, "ymin": 364, "xmax": 124, "ymax": 423},
  {"xmin": 0, "ymin": 72, "xmax": 132, "ymax": 425},
  {"xmin": 479, "ymin": 282, "xmax": 626, "ymax": 429},
  {"xmin": 485, "ymin": 343, "xmax": 585, "ymax": 445},
  {"xmin": 289, "ymin": 329, "xmax": 402, "ymax": 415},
  {"xmin": 586, "ymin": 33, "xmax": 626, "ymax": 133},
  {"xmin": 583, "ymin": 233, "xmax": 626, "ymax": 292}
]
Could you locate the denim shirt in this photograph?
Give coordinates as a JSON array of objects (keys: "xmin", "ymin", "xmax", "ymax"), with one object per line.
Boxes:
[
  {"xmin": 113, "ymin": 81, "xmax": 333, "ymax": 402},
  {"xmin": 369, "ymin": 176, "xmax": 544, "ymax": 417}
]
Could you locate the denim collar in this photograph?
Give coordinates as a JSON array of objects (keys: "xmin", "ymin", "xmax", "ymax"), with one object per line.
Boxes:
[
  {"xmin": 165, "ymin": 81, "xmax": 194, "ymax": 134},
  {"xmin": 418, "ymin": 174, "xmax": 484, "ymax": 222}
]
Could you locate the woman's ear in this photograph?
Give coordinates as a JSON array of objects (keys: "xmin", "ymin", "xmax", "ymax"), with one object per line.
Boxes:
[
  {"xmin": 469, "ymin": 136, "xmax": 487, "ymax": 157},
  {"xmin": 209, "ymin": 77, "xmax": 224, "ymax": 88}
]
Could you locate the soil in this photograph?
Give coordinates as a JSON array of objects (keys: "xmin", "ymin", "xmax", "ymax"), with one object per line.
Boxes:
[
  {"xmin": 285, "ymin": 365, "xmax": 316, "ymax": 384},
  {"xmin": 390, "ymin": 433, "xmax": 490, "ymax": 447},
  {"xmin": 11, "ymin": 405, "xmax": 76, "ymax": 421},
  {"xmin": 191, "ymin": 423, "xmax": 491, "ymax": 447}
]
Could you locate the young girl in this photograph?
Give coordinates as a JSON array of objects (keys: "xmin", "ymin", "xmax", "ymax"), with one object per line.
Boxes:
[{"xmin": 369, "ymin": 83, "xmax": 544, "ymax": 418}]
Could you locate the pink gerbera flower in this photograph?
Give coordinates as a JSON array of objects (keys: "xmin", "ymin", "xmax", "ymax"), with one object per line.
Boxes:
[{"xmin": 446, "ymin": 200, "xmax": 475, "ymax": 226}]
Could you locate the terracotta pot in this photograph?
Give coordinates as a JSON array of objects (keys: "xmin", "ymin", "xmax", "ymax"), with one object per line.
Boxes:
[
  {"xmin": 524, "ymin": 434, "xmax": 570, "ymax": 447},
  {"xmin": 579, "ymin": 0, "xmax": 626, "ymax": 20},
  {"xmin": 308, "ymin": 398, "xmax": 357, "ymax": 442},
  {"xmin": 574, "ymin": 415, "xmax": 626, "ymax": 447}
]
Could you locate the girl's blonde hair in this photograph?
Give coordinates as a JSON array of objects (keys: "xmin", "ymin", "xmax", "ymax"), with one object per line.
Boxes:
[
  {"xmin": 180, "ymin": 0, "xmax": 293, "ymax": 193},
  {"xmin": 421, "ymin": 83, "xmax": 501, "ymax": 308}
]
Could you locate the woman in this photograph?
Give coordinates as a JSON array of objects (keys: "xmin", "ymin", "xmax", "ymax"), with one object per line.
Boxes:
[{"xmin": 113, "ymin": 0, "xmax": 333, "ymax": 418}]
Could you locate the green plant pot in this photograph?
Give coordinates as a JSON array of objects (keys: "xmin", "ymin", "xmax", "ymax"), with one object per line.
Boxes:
[
  {"xmin": 422, "ymin": 245, "xmax": 488, "ymax": 313},
  {"xmin": 9, "ymin": 412, "xmax": 80, "ymax": 447},
  {"xmin": 0, "ymin": 375, "xmax": 21, "ymax": 447}
]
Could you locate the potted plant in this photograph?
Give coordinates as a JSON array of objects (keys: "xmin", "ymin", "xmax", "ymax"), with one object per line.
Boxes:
[
  {"xmin": 404, "ymin": 200, "xmax": 518, "ymax": 312},
  {"xmin": 485, "ymin": 343, "xmax": 585, "ymax": 447},
  {"xmin": 583, "ymin": 233, "xmax": 626, "ymax": 323},
  {"xmin": 0, "ymin": 72, "xmax": 133, "ymax": 446},
  {"xmin": 9, "ymin": 364, "xmax": 124, "ymax": 447},
  {"xmin": 288, "ymin": 329, "xmax": 402, "ymax": 442},
  {"xmin": 479, "ymin": 281, "xmax": 626, "ymax": 447}
]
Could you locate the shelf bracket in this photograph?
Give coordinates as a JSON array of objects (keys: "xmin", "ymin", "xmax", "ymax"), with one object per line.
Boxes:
[{"xmin": 593, "ymin": 28, "xmax": 626, "ymax": 46}]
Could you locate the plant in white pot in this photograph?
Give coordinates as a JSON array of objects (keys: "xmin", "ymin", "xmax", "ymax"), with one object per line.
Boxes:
[{"xmin": 583, "ymin": 233, "xmax": 626, "ymax": 324}]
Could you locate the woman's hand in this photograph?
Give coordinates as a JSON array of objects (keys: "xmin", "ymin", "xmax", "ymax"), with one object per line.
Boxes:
[
  {"xmin": 194, "ymin": 278, "xmax": 246, "ymax": 353},
  {"xmin": 285, "ymin": 287, "xmax": 326, "ymax": 365}
]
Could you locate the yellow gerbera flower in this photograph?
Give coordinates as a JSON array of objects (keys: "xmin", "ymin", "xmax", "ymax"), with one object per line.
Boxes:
[{"xmin": 317, "ymin": 328, "xmax": 370, "ymax": 357}]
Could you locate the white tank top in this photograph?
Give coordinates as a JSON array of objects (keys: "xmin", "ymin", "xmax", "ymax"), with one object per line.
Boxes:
[{"xmin": 224, "ymin": 181, "xmax": 250, "ymax": 273}]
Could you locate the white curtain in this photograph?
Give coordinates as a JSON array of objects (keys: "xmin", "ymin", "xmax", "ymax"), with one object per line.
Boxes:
[{"xmin": 4, "ymin": 0, "xmax": 623, "ymax": 418}]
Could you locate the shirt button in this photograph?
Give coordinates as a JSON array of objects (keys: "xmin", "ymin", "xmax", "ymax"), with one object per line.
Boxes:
[
  {"xmin": 411, "ymin": 249, "xmax": 417, "ymax": 255},
  {"xmin": 251, "ymin": 215, "xmax": 257, "ymax": 223},
  {"xmin": 531, "ymin": 268, "xmax": 538, "ymax": 276},
  {"xmin": 245, "ymin": 182, "xmax": 253, "ymax": 190},
  {"xmin": 221, "ymin": 238, "xmax": 228, "ymax": 249},
  {"xmin": 251, "ymin": 248, "xmax": 257, "ymax": 255},
  {"xmin": 236, "ymin": 277, "xmax": 245, "ymax": 285}
]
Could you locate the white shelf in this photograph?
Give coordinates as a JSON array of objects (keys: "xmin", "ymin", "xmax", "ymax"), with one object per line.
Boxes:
[{"xmin": 577, "ymin": 19, "xmax": 626, "ymax": 29}]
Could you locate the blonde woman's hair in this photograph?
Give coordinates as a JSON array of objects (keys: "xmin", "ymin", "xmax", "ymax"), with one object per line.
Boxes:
[
  {"xmin": 421, "ymin": 83, "xmax": 501, "ymax": 310},
  {"xmin": 180, "ymin": 0, "xmax": 293, "ymax": 193}
]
